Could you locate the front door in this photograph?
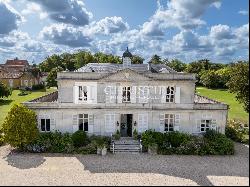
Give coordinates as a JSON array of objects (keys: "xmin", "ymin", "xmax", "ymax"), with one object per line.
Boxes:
[{"xmin": 120, "ymin": 114, "xmax": 133, "ymax": 137}]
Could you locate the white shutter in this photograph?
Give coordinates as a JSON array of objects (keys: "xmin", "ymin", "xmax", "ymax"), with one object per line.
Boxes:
[
  {"xmin": 90, "ymin": 84, "xmax": 97, "ymax": 104},
  {"xmin": 50, "ymin": 118, "xmax": 56, "ymax": 132},
  {"xmin": 38, "ymin": 114, "xmax": 42, "ymax": 130},
  {"xmin": 174, "ymin": 114, "xmax": 180, "ymax": 131},
  {"xmin": 105, "ymin": 86, "xmax": 111, "ymax": 103},
  {"xmin": 159, "ymin": 113, "xmax": 165, "ymax": 132},
  {"xmin": 161, "ymin": 87, "xmax": 166, "ymax": 103},
  {"xmin": 138, "ymin": 114, "xmax": 148, "ymax": 133},
  {"xmin": 106, "ymin": 86, "xmax": 116, "ymax": 103},
  {"xmin": 196, "ymin": 120, "xmax": 201, "ymax": 133},
  {"xmin": 211, "ymin": 119, "xmax": 217, "ymax": 131},
  {"xmin": 73, "ymin": 86, "xmax": 79, "ymax": 104},
  {"xmin": 175, "ymin": 87, "xmax": 181, "ymax": 104},
  {"xmin": 117, "ymin": 86, "xmax": 123, "ymax": 103},
  {"xmin": 105, "ymin": 114, "xmax": 115, "ymax": 133},
  {"xmin": 139, "ymin": 87, "xmax": 149, "ymax": 103},
  {"xmin": 88, "ymin": 114, "xmax": 94, "ymax": 134},
  {"xmin": 72, "ymin": 115, "xmax": 78, "ymax": 133},
  {"xmin": 87, "ymin": 85, "xmax": 91, "ymax": 104},
  {"xmin": 131, "ymin": 86, "xmax": 137, "ymax": 103}
]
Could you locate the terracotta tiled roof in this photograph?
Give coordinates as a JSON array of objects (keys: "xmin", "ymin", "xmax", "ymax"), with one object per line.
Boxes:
[
  {"xmin": 5, "ymin": 59, "xmax": 29, "ymax": 66},
  {"xmin": 0, "ymin": 72, "xmax": 23, "ymax": 79}
]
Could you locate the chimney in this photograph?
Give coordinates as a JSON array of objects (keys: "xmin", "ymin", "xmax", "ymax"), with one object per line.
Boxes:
[{"xmin": 148, "ymin": 61, "xmax": 152, "ymax": 71}]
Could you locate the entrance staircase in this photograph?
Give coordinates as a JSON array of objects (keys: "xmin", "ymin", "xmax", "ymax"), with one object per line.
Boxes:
[{"xmin": 110, "ymin": 137, "xmax": 142, "ymax": 153}]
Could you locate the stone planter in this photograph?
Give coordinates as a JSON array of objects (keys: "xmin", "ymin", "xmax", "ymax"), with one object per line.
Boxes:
[
  {"xmin": 97, "ymin": 148, "xmax": 102, "ymax": 155},
  {"xmin": 148, "ymin": 144, "xmax": 158, "ymax": 155},
  {"xmin": 101, "ymin": 147, "xmax": 107, "ymax": 156}
]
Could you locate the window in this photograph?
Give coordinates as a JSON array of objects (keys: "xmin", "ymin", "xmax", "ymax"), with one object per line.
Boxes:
[
  {"xmin": 41, "ymin": 119, "xmax": 50, "ymax": 132},
  {"xmin": 165, "ymin": 114, "xmax": 174, "ymax": 132},
  {"xmin": 200, "ymin": 119, "xmax": 212, "ymax": 132},
  {"xmin": 79, "ymin": 86, "xmax": 87, "ymax": 101},
  {"xmin": 122, "ymin": 87, "xmax": 131, "ymax": 103},
  {"xmin": 166, "ymin": 86, "xmax": 175, "ymax": 103},
  {"xmin": 78, "ymin": 114, "xmax": 88, "ymax": 132}
]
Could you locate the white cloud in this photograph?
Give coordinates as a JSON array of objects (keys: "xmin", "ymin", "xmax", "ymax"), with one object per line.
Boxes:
[
  {"xmin": 210, "ymin": 24, "xmax": 234, "ymax": 39},
  {"xmin": 40, "ymin": 24, "xmax": 92, "ymax": 47},
  {"xmin": 238, "ymin": 10, "xmax": 249, "ymax": 15},
  {"xmin": 28, "ymin": 0, "xmax": 93, "ymax": 26},
  {"xmin": 141, "ymin": 0, "xmax": 221, "ymax": 36},
  {"xmin": 89, "ymin": 16, "xmax": 129, "ymax": 35}
]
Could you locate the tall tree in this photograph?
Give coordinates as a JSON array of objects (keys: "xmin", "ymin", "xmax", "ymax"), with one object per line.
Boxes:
[
  {"xmin": 132, "ymin": 55, "xmax": 144, "ymax": 64},
  {"xmin": 166, "ymin": 59, "xmax": 187, "ymax": 72},
  {"xmin": 149, "ymin": 55, "xmax": 162, "ymax": 64},
  {"xmin": 227, "ymin": 61, "xmax": 249, "ymax": 113}
]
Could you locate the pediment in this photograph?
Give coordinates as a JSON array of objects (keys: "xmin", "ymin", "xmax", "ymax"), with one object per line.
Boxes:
[{"xmin": 102, "ymin": 68, "xmax": 151, "ymax": 82}]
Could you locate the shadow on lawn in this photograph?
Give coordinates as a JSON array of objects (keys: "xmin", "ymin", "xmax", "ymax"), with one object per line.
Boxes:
[{"xmin": 0, "ymin": 99, "xmax": 13, "ymax": 106}]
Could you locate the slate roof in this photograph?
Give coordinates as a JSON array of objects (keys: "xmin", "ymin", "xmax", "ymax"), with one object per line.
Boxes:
[{"xmin": 75, "ymin": 63, "xmax": 176, "ymax": 73}]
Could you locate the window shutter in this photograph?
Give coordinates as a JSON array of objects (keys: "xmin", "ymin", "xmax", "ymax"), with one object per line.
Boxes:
[
  {"xmin": 138, "ymin": 114, "xmax": 148, "ymax": 133},
  {"xmin": 139, "ymin": 87, "xmax": 149, "ymax": 103},
  {"xmin": 38, "ymin": 114, "xmax": 42, "ymax": 130},
  {"xmin": 131, "ymin": 86, "xmax": 137, "ymax": 103},
  {"xmin": 50, "ymin": 118, "xmax": 56, "ymax": 132},
  {"xmin": 161, "ymin": 87, "xmax": 166, "ymax": 103},
  {"xmin": 106, "ymin": 86, "xmax": 116, "ymax": 103},
  {"xmin": 211, "ymin": 119, "xmax": 217, "ymax": 131},
  {"xmin": 88, "ymin": 114, "xmax": 94, "ymax": 134},
  {"xmin": 105, "ymin": 86, "xmax": 111, "ymax": 103},
  {"xmin": 174, "ymin": 114, "xmax": 180, "ymax": 131},
  {"xmin": 87, "ymin": 85, "xmax": 91, "ymax": 104},
  {"xmin": 72, "ymin": 115, "xmax": 78, "ymax": 133},
  {"xmin": 90, "ymin": 84, "xmax": 97, "ymax": 104},
  {"xmin": 73, "ymin": 86, "xmax": 78, "ymax": 104},
  {"xmin": 196, "ymin": 120, "xmax": 201, "ymax": 133},
  {"xmin": 175, "ymin": 87, "xmax": 181, "ymax": 104},
  {"xmin": 105, "ymin": 114, "xmax": 115, "ymax": 133},
  {"xmin": 159, "ymin": 113, "xmax": 165, "ymax": 132},
  {"xmin": 117, "ymin": 86, "xmax": 123, "ymax": 103}
]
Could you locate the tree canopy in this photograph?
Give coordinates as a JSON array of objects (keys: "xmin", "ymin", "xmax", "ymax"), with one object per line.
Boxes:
[{"xmin": 0, "ymin": 82, "xmax": 12, "ymax": 98}]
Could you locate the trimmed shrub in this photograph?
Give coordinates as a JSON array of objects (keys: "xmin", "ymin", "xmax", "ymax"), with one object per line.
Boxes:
[
  {"xmin": 26, "ymin": 132, "xmax": 74, "ymax": 153},
  {"xmin": 32, "ymin": 84, "xmax": 45, "ymax": 91},
  {"xmin": 2, "ymin": 104, "xmax": 39, "ymax": 149},
  {"xmin": 75, "ymin": 143, "xmax": 97, "ymax": 154},
  {"xmin": 72, "ymin": 131, "xmax": 89, "ymax": 147},
  {"xmin": 226, "ymin": 120, "xmax": 249, "ymax": 143},
  {"xmin": 0, "ymin": 129, "xmax": 4, "ymax": 146}
]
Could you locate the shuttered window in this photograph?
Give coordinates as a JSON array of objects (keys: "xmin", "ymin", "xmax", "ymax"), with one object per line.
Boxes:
[
  {"xmin": 166, "ymin": 86, "xmax": 175, "ymax": 103},
  {"xmin": 165, "ymin": 114, "xmax": 175, "ymax": 132},
  {"xmin": 40, "ymin": 119, "xmax": 51, "ymax": 132},
  {"xmin": 78, "ymin": 114, "xmax": 88, "ymax": 132},
  {"xmin": 122, "ymin": 87, "xmax": 131, "ymax": 103},
  {"xmin": 79, "ymin": 86, "xmax": 87, "ymax": 101}
]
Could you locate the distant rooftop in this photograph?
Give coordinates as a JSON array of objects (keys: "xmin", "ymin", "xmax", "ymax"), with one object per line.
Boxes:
[{"xmin": 5, "ymin": 58, "xmax": 29, "ymax": 66}]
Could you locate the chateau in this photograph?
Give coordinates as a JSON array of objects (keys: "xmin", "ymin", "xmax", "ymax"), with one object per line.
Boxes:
[{"xmin": 24, "ymin": 48, "xmax": 228, "ymax": 137}]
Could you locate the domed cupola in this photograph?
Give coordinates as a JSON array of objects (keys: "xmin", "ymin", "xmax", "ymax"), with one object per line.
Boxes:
[{"xmin": 122, "ymin": 47, "xmax": 132, "ymax": 68}]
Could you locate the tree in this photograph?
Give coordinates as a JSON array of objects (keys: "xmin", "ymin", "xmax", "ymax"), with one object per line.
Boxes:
[
  {"xmin": 46, "ymin": 67, "xmax": 64, "ymax": 88},
  {"xmin": 132, "ymin": 55, "xmax": 144, "ymax": 64},
  {"xmin": 227, "ymin": 61, "xmax": 249, "ymax": 113},
  {"xmin": 149, "ymin": 55, "xmax": 162, "ymax": 64},
  {"xmin": 0, "ymin": 82, "xmax": 12, "ymax": 98},
  {"xmin": 166, "ymin": 59, "xmax": 187, "ymax": 72},
  {"xmin": 2, "ymin": 104, "xmax": 39, "ymax": 148},
  {"xmin": 200, "ymin": 70, "xmax": 221, "ymax": 88}
]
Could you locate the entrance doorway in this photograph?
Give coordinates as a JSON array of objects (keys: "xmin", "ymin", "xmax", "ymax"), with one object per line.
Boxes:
[{"xmin": 120, "ymin": 114, "xmax": 133, "ymax": 137}]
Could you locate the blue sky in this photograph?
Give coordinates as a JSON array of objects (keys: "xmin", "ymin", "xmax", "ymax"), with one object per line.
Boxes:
[{"xmin": 0, "ymin": 0, "xmax": 249, "ymax": 64}]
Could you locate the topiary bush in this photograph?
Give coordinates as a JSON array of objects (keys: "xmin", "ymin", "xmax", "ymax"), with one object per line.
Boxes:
[
  {"xmin": 72, "ymin": 131, "xmax": 89, "ymax": 147},
  {"xmin": 32, "ymin": 84, "xmax": 45, "ymax": 91},
  {"xmin": 2, "ymin": 104, "xmax": 39, "ymax": 149},
  {"xmin": 0, "ymin": 128, "xmax": 4, "ymax": 146}
]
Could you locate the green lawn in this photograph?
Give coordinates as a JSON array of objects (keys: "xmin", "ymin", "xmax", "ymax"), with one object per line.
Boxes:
[
  {"xmin": 196, "ymin": 87, "xmax": 249, "ymax": 123},
  {"xmin": 0, "ymin": 89, "xmax": 56, "ymax": 127}
]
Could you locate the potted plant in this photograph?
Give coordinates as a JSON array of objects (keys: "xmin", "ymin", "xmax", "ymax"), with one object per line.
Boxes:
[
  {"xmin": 94, "ymin": 137, "xmax": 107, "ymax": 155},
  {"xmin": 133, "ymin": 129, "xmax": 138, "ymax": 140},
  {"xmin": 113, "ymin": 130, "xmax": 121, "ymax": 140}
]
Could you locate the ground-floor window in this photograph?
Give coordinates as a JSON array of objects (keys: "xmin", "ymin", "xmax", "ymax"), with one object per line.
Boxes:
[
  {"xmin": 200, "ymin": 119, "xmax": 212, "ymax": 132},
  {"xmin": 165, "ymin": 114, "xmax": 175, "ymax": 132},
  {"xmin": 40, "ymin": 119, "xmax": 51, "ymax": 132},
  {"xmin": 78, "ymin": 114, "xmax": 88, "ymax": 132}
]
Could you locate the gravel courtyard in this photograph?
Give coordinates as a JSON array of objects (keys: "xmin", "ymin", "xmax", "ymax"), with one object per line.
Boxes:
[{"xmin": 0, "ymin": 143, "xmax": 249, "ymax": 186}]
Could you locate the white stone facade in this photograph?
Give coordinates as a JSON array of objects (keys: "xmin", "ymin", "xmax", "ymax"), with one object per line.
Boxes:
[{"xmin": 24, "ymin": 67, "xmax": 228, "ymax": 136}]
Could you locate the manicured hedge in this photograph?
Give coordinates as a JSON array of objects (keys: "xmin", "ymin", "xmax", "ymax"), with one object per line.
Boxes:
[{"xmin": 142, "ymin": 130, "xmax": 234, "ymax": 155}]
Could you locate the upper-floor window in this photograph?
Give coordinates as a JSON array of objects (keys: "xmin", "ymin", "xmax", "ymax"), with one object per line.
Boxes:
[
  {"xmin": 165, "ymin": 114, "xmax": 175, "ymax": 132},
  {"xmin": 122, "ymin": 87, "xmax": 131, "ymax": 103},
  {"xmin": 166, "ymin": 86, "xmax": 175, "ymax": 103},
  {"xmin": 78, "ymin": 114, "xmax": 88, "ymax": 132},
  {"xmin": 79, "ymin": 86, "xmax": 87, "ymax": 101},
  {"xmin": 40, "ymin": 119, "xmax": 50, "ymax": 132}
]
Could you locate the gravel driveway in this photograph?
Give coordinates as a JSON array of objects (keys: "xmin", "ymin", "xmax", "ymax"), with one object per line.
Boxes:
[{"xmin": 0, "ymin": 143, "xmax": 249, "ymax": 186}]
